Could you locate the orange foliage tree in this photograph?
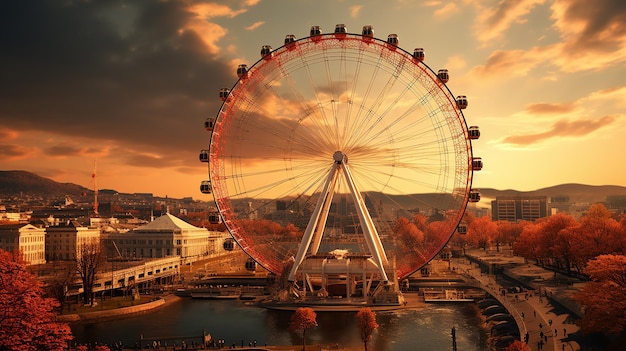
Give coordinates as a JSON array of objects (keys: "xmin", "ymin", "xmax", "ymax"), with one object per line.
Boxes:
[
  {"xmin": 574, "ymin": 254, "xmax": 626, "ymax": 336},
  {"xmin": 505, "ymin": 340, "xmax": 531, "ymax": 351},
  {"xmin": 569, "ymin": 204, "xmax": 626, "ymax": 272},
  {"xmin": 240, "ymin": 219, "xmax": 303, "ymax": 241},
  {"xmin": 356, "ymin": 307, "xmax": 378, "ymax": 351},
  {"xmin": 0, "ymin": 249, "xmax": 73, "ymax": 350},
  {"xmin": 289, "ymin": 307, "xmax": 318, "ymax": 351},
  {"xmin": 513, "ymin": 212, "xmax": 578, "ymax": 268},
  {"xmin": 495, "ymin": 220, "xmax": 526, "ymax": 251},
  {"xmin": 466, "ymin": 216, "xmax": 497, "ymax": 250}
]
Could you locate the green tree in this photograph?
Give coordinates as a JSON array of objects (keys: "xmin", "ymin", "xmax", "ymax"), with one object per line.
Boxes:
[
  {"xmin": 356, "ymin": 307, "xmax": 378, "ymax": 351},
  {"xmin": 289, "ymin": 307, "xmax": 317, "ymax": 351},
  {"xmin": 0, "ymin": 249, "xmax": 73, "ymax": 350}
]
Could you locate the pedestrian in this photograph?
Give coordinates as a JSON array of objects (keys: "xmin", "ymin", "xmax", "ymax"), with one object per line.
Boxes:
[
  {"xmin": 549, "ymin": 319, "xmax": 553, "ymax": 326},
  {"xmin": 521, "ymin": 311, "xmax": 525, "ymax": 319},
  {"xmin": 539, "ymin": 322, "xmax": 543, "ymax": 330}
]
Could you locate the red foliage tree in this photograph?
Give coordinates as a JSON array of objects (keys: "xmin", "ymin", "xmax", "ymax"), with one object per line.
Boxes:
[
  {"xmin": 505, "ymin": 340, "xmax": 531, "ymax": 351},
  {"xmin": 495, "ymin": 220, "xmax": 526, "ymax": 251},
  {"xmin": 574, "ymin": 254, "xmax": 626, "ymax": 336},
  {"xmin": 535, "ymin": 213, "xmax": 577, "ymax": 266},
  {"xmin": 513, "ymin": 213, "xmax": 578, "ymax": 267},
  {"xmin": 466, "ymin": 216, "xmax": 497, "ymax": 250},
  {"xmin": 289, "ymin": 307, "xmax": 317, "ymax": 351},
  {"xmin": 570, "ymin": 204, "xmax": 626, "ymax": 270},
  {"xmin": 0, "ymin": 249, "xmax": 73, "ymax": 350},
  {"xmin": 356, "ymin": 307, "xmax": 378, "ymax": 351}
]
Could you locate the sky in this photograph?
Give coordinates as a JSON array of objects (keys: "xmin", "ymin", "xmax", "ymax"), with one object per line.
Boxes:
[{"xmin": 1, "ymin": 0, "xmax": 625, "ymax": 199}]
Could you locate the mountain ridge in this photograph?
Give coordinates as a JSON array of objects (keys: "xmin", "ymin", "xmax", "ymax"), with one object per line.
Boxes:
[{"xmin": 2, "ymin": 170, "xmax": 626, "ymax": 203}]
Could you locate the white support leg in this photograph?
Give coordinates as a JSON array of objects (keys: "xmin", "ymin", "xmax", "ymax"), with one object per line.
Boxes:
[
  {"xmin": 288, "ymin": 151, "xmax": 390, "ymax": 283},
  {"xmin": 288, "ymin": 160, "xmax": 340, "ymax": 282},
  {"xmin": 341, "ymin": 159, "xmax": 389, "ymax": 282}
]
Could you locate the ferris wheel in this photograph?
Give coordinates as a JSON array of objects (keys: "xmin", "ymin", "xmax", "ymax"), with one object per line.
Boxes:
[{"xmin": 199, "ymin": 24, "xmax": 481, "ymax": 281}]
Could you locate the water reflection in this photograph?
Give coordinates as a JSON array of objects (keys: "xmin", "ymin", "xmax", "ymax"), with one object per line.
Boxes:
[{"xmin": 71, "ymin": 299, "xmax": 487, "ymax": 350}]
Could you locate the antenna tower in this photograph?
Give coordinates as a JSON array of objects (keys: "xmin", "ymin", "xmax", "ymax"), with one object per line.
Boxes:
[{"xmin": 92, "ymin": 160, "xmax": 99, "ymax": 216}]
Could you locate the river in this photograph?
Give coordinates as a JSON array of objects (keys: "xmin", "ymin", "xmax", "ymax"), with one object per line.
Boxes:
[{"xmin": 71, "ymin": 297, "xmax": 488, "ymax": 350}]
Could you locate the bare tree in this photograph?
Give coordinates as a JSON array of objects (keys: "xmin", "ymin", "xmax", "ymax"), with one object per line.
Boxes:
[
  {"xmin": 43, "ymin": 261, "xmax": 77, "ymax": 312},
  {"xmin": 76, "ymin": 239, "xmax": 103, "ymax": 305}
]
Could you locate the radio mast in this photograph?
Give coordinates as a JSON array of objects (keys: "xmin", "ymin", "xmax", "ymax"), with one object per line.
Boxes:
[{"xmin": 92, "ymin": 160, "xmax": 99, "ymax": 216}]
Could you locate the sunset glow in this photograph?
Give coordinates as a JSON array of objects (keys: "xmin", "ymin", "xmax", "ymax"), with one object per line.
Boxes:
[{"xmin": 1, "ymin": 0, "xmax": 625, "ymax": 199}]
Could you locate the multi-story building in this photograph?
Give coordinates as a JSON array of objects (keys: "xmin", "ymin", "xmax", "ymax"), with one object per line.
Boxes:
[
  {"xmin": 605, "ymin": 195, "xmax": 626, "ymax": 215},
  {"xmin": 548, "ymin": 195, "xmax": 571, "ymax": 215},
  {"xmin": 101, "ymin": 213, "xmax": 230, "ymax": 264},
  {"xmin": 0, "ymin": 223, "xmax": 46, "ymax": 265},
  {"xmin": 491, "ymin": 196, "xmax": 548, "ymax": 222},
  {"xmin": 45, "ymin": 220, "xmax": 100, "ymax": 261}
]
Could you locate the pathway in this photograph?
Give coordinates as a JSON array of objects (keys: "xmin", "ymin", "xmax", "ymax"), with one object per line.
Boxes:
[{"xmin": 455, "ymin": 254, "xmax": 581, "ymax": 351}]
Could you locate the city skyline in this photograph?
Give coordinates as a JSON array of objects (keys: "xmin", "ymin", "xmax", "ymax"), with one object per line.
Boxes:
[{"xmin": 1, "ymin": 0, "xmax": 625, "ymax": 199}]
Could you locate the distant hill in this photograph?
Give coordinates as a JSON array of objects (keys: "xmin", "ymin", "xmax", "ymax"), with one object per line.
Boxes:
[
  {"xmin": 0, "ymin": 170, "xmax": 91, "ymax": 197},
  {"xmin": 479, "ymin": 184, "xmax": 626, "ymax": 204},
  {"xmin": 2, "ymin": 170, "xmax": 626, "ymax": 204}
]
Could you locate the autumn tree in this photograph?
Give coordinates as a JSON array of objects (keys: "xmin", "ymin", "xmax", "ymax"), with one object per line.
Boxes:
[
  {"xmin": 505, "ymin": 340, "xmax": 531, "ymax": 351},
  {"xmin": 76, "ymin": 239, "xmax": 104, "ymax": 305},
  {"xmin": 514, "ymin": 213, "xmax": 578, "ymax": 268},
  {"xmin": 569, "ymin": 204, "xmax": 626, "ymax": 270},
  {"xmin": 495, "ymin": 220, "xmax": 526, "ymax": 251},
  {"xmin": 466, "ymin": 216, "xmax": 497, "ymax": 250},
  {"xmin": 574, "ymin": 255, "xmax": 626, "ymax": 337},
  {"xmin": 356, "ymin": 307, "xmax": 378, "ymax": 351},
  {"xmin": 289, "ymin": 307, "xmax": 318, "ymax": 351},
  {"xmin": 0, "ymin": 249, "xmax": 73, "ymax": 350},
  {"xmin": 513, "ymin": 222, "xmax": 540, "ymax": 261}
]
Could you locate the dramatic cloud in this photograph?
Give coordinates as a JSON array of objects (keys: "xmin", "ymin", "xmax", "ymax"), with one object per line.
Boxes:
[
  {"xmin": 472, "ymin": 0, "xmax": 547, "ymax": 45},
  {"xmin": 502, "ymin": 115, "xmax": 617, "ymax": 145},
  {"xmin": 350, "ymin": 5, "xmax": 362, "ymax": 18},
  {"xmin": 433, "ymin": 2, "xmax": 461, "ymax": 18},
  {"xmin": 0, "ymin": 144, "xmax": 33, "ymax": 160},
  {"xmin": 471, "ymin": 0, "xmax": 626, "ymax": 77},
  {"xmin": 552, "ymin": 0, "xmax": 626, "ymax": 53},
  {"xmin": 245, "ymin": 21, "xmax": 265, "ymax": 30},
  {"xmin": 0, "ymin": 0, "xmax": 246, "ymax": 171},
  {"xmin": 471, "ymin": 48, "xmax": 546, "ymax": 77},
  {"xmin": 525, "ymin": 102, "xmax": 575, "ymax": 114}
]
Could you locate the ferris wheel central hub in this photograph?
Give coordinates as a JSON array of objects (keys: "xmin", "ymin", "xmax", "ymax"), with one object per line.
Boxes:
[{"xmin": 333, "ymin": 151, "xmax": 347, "ymax": 164}]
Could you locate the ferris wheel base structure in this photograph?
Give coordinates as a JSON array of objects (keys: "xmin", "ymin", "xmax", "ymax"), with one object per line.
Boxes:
[
  {"xmin": 199, "ymin": 23, "xmax": 482, "ymax": 307},
  {"xmin": 286, "ymin": 151, "xmax": 403, "ymax": 305}
]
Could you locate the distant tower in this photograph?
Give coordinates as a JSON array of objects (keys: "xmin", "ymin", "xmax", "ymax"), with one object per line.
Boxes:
[{"xmin": 92, "ymin": 160, "xmax": 99, "ymax": 216}]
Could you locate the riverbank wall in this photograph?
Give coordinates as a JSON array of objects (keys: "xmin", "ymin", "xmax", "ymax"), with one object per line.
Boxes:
[{"xmin": 58, "ymin": 294, "xmax": 181, "ymax": 323}]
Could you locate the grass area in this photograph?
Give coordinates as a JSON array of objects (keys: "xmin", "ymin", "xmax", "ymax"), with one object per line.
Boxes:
[{"xmin": 61, "ymin": 295, "xmax": 155, "ymax": 315}]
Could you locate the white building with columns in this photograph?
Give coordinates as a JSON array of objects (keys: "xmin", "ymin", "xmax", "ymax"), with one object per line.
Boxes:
[{"xmin": 102, "ymin": 213, "xmax": 230, "ymax": 264}]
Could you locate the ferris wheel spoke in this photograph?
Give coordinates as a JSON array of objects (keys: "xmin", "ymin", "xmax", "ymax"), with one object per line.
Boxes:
[{"xmin": 208, "ymin": 33, "xmax": 477, "ymax": 278}]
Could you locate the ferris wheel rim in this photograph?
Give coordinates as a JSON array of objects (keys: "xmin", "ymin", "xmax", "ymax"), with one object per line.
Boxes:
[{"xmin": 207, "ymin": 29, "xmax": 476, "ymax": 278}]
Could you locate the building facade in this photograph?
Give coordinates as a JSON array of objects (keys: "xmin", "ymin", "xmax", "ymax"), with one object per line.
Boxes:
[
  {"xmin": 45, "ymin": 220, "xmax": 101, "ymax": 261},
  {"xmin": 102, "ymin": 213, "xmax": 230, "ymax": 264},
  {"xmin": 0, "ymin": 223, "xmax": 46, "ymax": 265},
  {"xmin": 491, "ymin": 196, "xmax": 548, "ymax": 222}
]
